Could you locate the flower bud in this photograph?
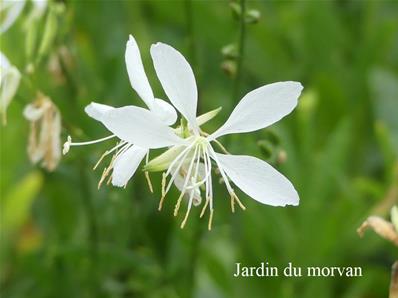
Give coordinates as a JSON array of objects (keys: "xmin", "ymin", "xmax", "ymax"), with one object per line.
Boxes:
[
  {"xmin": 257, "ymin": 140, "xmax": 273, "ymax": 159},
  {"xmin": 229, "ymin": 2, "xmax": 241, "ymax": 19},
  {"xmin": 221, "ymin": 60, "xmax": 237, "ymax": 78},
  {"xmin": 245, "ymin": 9, "xmax": 261, "ymax": 24},
  {"xmin": 221, "ymin": 44, "xmax": 238, "ymax": 59}
]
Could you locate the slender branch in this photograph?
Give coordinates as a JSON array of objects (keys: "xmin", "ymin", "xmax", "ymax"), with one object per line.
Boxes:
[
  {"xmin": 233, "ymin": 0, "xmax": 246, "ymax": 102},
  {"xmin": 184, "ymin": 0, "xmax": 197, "ymax": 69}
]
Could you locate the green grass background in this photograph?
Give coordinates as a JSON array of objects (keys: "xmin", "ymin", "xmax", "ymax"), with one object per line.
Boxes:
[{"xmin": 1, "ymin": 1, "xmax": 397, "ymax": 297}]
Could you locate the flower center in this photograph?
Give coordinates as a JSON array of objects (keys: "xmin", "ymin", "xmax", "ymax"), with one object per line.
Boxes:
[{"xmin": 158, "ymin": 135, "xmax": 214, "ymax": 230}]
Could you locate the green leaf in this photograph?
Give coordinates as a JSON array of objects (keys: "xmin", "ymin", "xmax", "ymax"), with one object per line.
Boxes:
[{"xmin": 0, "ymin": 171, "xmax": 43, "ymax": 237}]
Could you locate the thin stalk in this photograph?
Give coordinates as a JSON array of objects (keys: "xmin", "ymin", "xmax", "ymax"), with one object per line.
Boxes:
[
  {"xmin": 183, "ymin": 2, "xmax": 204, "ymax": 297},
  {"xmin": 184, "ymin": 0, "xmax": 197, "ymax": 68},
  {"xmin": 233, "ymin": 0, "xmax": 246, "ymax": 102}
]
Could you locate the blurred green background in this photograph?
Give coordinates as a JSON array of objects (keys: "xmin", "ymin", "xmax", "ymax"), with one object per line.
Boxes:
[{"xmin": 1, "ymin": 0, "xmax": 398, "ymax": 297}]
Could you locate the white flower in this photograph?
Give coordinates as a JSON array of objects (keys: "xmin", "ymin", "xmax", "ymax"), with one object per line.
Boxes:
[
  {"xmin": 0, "ymin": 51, "xmax": 21, "ymax": 125},
  {"xmin": 98, "ymin": 42, "xmax": 303, "ymax": 229},
  {"xmin": 0, "ymin": 0, "xmax": 26, "ymax": 33},
  {"xmin": 63, "ymin": 35, "xmax": 178, "ymax": 188},
  {"xmin": 23, "ymin": 93, "xmax": 61, "ymax": 171},
  {"xmin": 0, "ymin": 0, "xmax": 48, "ymax": 33}
]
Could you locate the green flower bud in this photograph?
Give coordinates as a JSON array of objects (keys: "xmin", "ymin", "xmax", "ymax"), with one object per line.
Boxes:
[
  {"xmin": 221, "ymin": 44, "xmax": 238, "ymax": 59},
  {"xmin": 245, "ymin": 9, "xmax": 261, "ymax": 24},
  {"xmin": 257, "ymin": 140, "xmax": 273, "ymax": 159},
  {"xmin": 144, "ymin": 146, "xmax": 185, "ymax": 172},
  {"xmin": 221, "ymin": 60, "xmax": 237, "ymax": 78}
]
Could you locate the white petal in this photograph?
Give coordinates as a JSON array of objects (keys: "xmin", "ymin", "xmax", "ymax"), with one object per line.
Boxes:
[
  {"xmin": 214, "ymin": 153, "xmax": 299, "ymax": 207},
  {"xmin": 84, "ymin": 102, "xmax": 114, "ymax": 122},
  {"xmin": 0, "ymin": 0, "xmax": 26, "ymax": 33},
  {"xmin": 23, "ymin": 103, "xmax": 45, "ymax": 121},
  {"xmin": 0, "ymin": 52, "xmax": 11, "ymax": 70},
  {"xmin": 0, "ymin": 61, "xmax": 21, "ymax": 113},
  {"xmin": 31, "ymin": 0, "xmax": 47, "ymax": 19},
  {"xmin": 112, "ymin": 145, "xmax": 147, "ymax": 187},
  {"xmin": 150, "ymin": 42, "xmax": 199, "ymax": 132},
  {"xmin": 101, "ymin": 106, "xmax": 185, "ymax": 149},
  {"xmin": 151, "ymin": 98, "xmax": 177, "ymax": 125},
  {"xmin": 125, "ymin": 35, "xmax": 155, "ymax": 109},
  {"xmin": 209, "ymin": 82, "xmax": 303, "ymax": 140}
]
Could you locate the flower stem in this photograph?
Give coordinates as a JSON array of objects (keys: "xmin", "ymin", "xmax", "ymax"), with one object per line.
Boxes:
[
  {"xmin": 184, "ymin": 0, "xmax": 197, "ymax": 69},
  {"xmin": 233, "ymin": 0, "xmax": 246, "ymax": 102}
]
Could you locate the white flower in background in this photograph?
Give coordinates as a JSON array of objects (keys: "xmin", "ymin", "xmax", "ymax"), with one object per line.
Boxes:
[
  {"xmin": 63, "ymin": 35, "xmax": 178, "ymax": 189},
  {"xmin": 97, "ymin": 42, "xmax": 303, "ymax": 230},
  {"xmin": 0, "ymin": 0, "xmax": 26, "ymax": 33},
  {"xmin": 0, "ymin": 0, "xmax": 48, "ymax": 33},
  {"xmin": 0, "ymin": 51, "xmax": 21, "ymax": 125},
  {"xmin": 29, "ymin": 0, "xmax": 47, "ymax": 21},
  {"xmin": 23, "ymin": 93, "xmax": 61, "ymax": 171}
]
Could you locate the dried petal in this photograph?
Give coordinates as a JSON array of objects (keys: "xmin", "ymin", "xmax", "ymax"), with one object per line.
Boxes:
[{"xmin": 357, "ymin": 216, "xmax": 398, "ymax": 246}]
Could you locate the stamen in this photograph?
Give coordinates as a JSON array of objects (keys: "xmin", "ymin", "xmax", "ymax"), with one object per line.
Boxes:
[
  {"xmin": 158, "ymin": 173, "xmax": 167, "ymax": 211},
  {"xmin": 208, "ymin": 209, "xmax": 214, "ymax": 231},
  {"xmin": 180, "ymin": 190, "xmax": 195, "ymax": 229},
  {"xmin": 98, "ymin": 167, "xmax": 107, "ymax": 189},
  {"xmin": 165, "ymin": 145, "xmax": 197, "ymax": 194},
  {"xmin": 200, "ymin": 197, "xmax": 209, "ymax": 218},
  {"xmin": 208, "ymin": 145, "xmax": 241, "ymax": 212},
  {"xmin": 232, "ymin": 191, "xmax": 246, "ymax": 210},
  {"xmin": 98, "ymin": 155, "xmax": 117, "ymax": 189},
  {"xmin": 173, "ymin": 146, "xmax": 199, "ymax": 216},
  {"xmin": 145, "ymin": 172, "xmax": 154, "ymax": 193},
  {"xmin": 144, "ymin": 153, "xmax": 153, "ymax": 193},
  {"xmin": 173, "ymin": 192, "xmax": 184, "ymax": 217},
  {"xmin": 63, "ymin": 134, "xmax": 116, "ymax": 155},
  {"xmin": 230, "ymin": 194, "xmax": 235, "ymax": 213},
  {"xmin": 165, "ymin": 140, "xmax": 196, "ymax": 177},
  {"xmin": 93, "ymin": 141, "xmax": 127, "ymax": 170},
  {"xmin": 180, "ymin": 145, "xmax": 202, "ymax": 229}
]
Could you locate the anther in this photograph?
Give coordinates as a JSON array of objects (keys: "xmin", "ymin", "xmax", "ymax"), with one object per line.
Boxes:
[
  {"xmin": 232, "ymin": 191, "xmax": 246, "ymax": 210},
  {"xmin": 208, "ymin": 209, "xmax": 214, "ymax": 231},
  {"xmin": 174, "ymin": 192, "xmax": 185, "ymax": 216},
  {"xmin": 200, "ymin": 197, "xmax": 210, "ymax": 218},
  {"xmin": 145, "ymin": 171, "xmax": 154, "ymax": 193}
]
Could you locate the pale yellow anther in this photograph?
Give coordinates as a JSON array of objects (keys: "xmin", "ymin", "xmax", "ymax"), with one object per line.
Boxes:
[
  {"xmin": 98, "ymin": 167, "xmax": 108, "ymax": 189},
  {"xmin": 208, "ymin": 209, "xmax": 214, "ymax": 231},
  {"xmin": 180, "ymin": 204, "xmax": 192, "ymax": 229},
  {"xmin": 174, "ymin": 193, "xmax": 184, "ymax": 217},
  {"xmin": 230, "ymin": 194, "xmax": 235, "ymax": 213},
  {"xmin": 161, "ymin": 172, "xmax": 166, "ymax": 197},
  {"xmin": 232, "ymin": 192, "xmax": 246, "ymax": 210},
  {"xmin": 145, "ymin": 171, "xmax": 154, "ymax": 193},
  {"xmin": 200, "ymin": 197, "xmax": 210, "ymax": 218},
  {"xmin": 93, "ymin": 150, "xmax": 109, "ymax": 170}
]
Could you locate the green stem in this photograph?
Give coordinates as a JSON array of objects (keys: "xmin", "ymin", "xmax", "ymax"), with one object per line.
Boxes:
[
  {"xmin": 233, "ymin": 0, "xmax": 246, "ymax": 102},
  {"xmin": 184, "ymin": 0, "xmax": 197, "ymax": 68},
  {"xmin": 186, "ymin": 218, "xmax": 205, "ymax": 298}
]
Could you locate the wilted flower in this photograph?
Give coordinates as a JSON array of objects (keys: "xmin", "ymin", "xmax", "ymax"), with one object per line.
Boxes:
[
  {"xmin": 0, "ymin": 51, "xmax": 21, "ymax": 125},
  {"xmin": 23, "ymin": 93, "xmax": 61, "ymax": 171},
  {"xmin": 357, "ymin": 206, "xmax": 398, "ymax": 247},
  {"xmin": 97, "ymin": 42, "xmax": 303, "ymax": 229}
]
